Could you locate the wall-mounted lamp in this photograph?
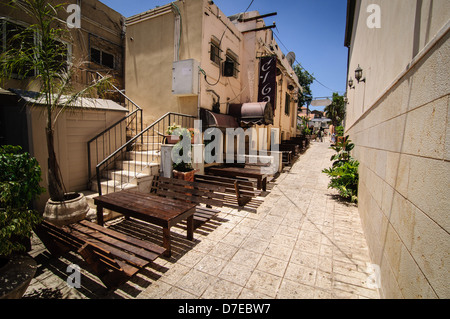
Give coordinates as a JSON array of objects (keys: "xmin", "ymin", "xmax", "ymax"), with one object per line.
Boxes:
[
  {"xmin": 355, "ymin": 64, "xmax": 366, "ymax": 83},
  {"xmin": 348, "ymin": 77, "xmax": 355, "ymax": 89}
]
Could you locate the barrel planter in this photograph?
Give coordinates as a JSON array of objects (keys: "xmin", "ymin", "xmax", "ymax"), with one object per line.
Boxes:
[{"xmin": 43, "ymin": 192, "xmax": 90, "ymax": 227}]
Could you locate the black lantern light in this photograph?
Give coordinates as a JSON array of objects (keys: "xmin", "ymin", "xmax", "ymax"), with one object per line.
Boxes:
[
  {"xmin": 355, "ymin": 64, "xmax": 366, "ymax": 83},
  {"xmin": 348, "ymin": 77, "xmax": 355, "ymax": 89}
]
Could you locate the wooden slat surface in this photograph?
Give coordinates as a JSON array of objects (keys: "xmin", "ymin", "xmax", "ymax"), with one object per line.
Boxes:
[
  {"xmin": 157, "ymin": 176, "xmax": 227, "ymax": 193},
  {"xmin": 63, "ymin": 226, "xmax": 150, "ymax": 268},
  {"xmin": 207, "ymin": 166, "xmax": 268, "ymax": 178},
  {"xmin": 94, "ymin": 191, "xmax": 197, "ymax": 224},
  {"xmin": 195, "ymin": 175, "xmax": 259, "ymax": 197},
  {"xmin": 78, "ymin": 220, "xmax": 166, "ymax": 256},
  {"xmin": 69, "ymin": 222, "xmax": 163, "ymax": 261}
]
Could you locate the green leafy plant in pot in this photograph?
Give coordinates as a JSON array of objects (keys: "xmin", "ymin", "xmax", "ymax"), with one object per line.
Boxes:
[
  {"xmin": 165, "ymin": 123, "xmax": 181, "ymax": 144},
  {"xmin": 0, "ymin": 145, "xmax": 45, "ymax": 298},
  {"xmin": 171, "ymin": 129, "xmax": 196, "ymax": 181}
]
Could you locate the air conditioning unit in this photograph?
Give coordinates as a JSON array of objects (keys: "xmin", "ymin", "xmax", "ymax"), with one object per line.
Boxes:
[
  {"xmin": 172, "ymin": 59, "xmax": 200, "ymax": 96},
  {"xmin": 223, "ymin": 60, "xmax": 234, "ymax": 77}
]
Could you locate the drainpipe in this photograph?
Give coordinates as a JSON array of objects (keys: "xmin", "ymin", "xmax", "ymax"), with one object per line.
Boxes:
[{"xmin": 172, "ymin": 3, "xmax": 181, "ymax": 62}]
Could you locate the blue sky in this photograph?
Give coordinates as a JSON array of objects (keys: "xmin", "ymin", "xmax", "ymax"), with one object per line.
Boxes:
[{"xmin": 101, "ymin": 0, "xmax": 349, "ymax": 110}]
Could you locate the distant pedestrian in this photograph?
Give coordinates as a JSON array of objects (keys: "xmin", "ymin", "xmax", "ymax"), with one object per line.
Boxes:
[
  {"xmin": 331, "ymin": 133, "xmax": 336, "ymax": 145},
  {"xmin": 318, "ymin": 129, "xmax": 323, "ymax": 142}
]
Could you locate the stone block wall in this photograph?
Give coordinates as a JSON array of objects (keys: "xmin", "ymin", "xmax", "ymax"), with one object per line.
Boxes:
[{"xmin": 347, "ymin": 30, "xmax": 449, "ymax": 298}]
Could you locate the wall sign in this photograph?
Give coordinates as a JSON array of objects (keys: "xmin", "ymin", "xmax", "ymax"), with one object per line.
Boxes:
[{"xmin": 258, "ymin": 56, "xmax": 277, "ymax": 111}]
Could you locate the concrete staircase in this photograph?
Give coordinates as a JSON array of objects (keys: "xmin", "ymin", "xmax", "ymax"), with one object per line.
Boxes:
[{"xmin": 83, "ymin": 134, "xmax": 164, "ymax": 222}]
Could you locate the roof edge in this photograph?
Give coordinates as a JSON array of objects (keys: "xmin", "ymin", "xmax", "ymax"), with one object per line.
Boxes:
[{"xmin": 344, "ymin": 0, "xmax": 356, "ymax": 48}]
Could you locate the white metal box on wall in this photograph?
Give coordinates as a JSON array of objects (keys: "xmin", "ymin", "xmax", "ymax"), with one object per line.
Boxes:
[{"xmin": 172, "ymin": 59, "xmax": 200, "ymax": 96}]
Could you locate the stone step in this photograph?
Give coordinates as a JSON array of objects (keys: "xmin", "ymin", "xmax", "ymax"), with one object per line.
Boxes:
[
  {"xmin": 115, "ymin": 161, "xmax": 160, "ymax": 175},
  {"xmin": 90, "ymin": 178, "xmax": 138, "ymax": 194},
  {"xmin": 133, "ymin": 142, "xmax": 162, "ymax": 152},
  {"xmin": 102, "ymin": 169, "xmax": 151, "ymax": 183},
  {"xmin": 126, "ymin": 150, "xmax": 161, "ymax": 162},
  {"xmin": 140, "ymin": 135, "xmax": 165, "ymax": 143}
]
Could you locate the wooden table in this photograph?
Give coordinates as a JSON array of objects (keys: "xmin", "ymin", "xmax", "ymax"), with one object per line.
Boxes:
[
  {"xmin": 207, "ymin": 166, "xmax": 269, "ymax": 191},
  {"xmin": 94, "ymin": 191, "xmax": 197, "ymax": 257}
]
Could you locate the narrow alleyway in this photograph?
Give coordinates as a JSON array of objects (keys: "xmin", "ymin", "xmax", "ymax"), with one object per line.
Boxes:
[{"xmin": 25, "ymin": 139, "xmax": 380, "ymax": 299}]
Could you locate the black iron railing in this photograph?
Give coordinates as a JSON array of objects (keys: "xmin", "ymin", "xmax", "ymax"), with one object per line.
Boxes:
[{"xmin": 95, "ymin": 112, "xmax": 196, "ymax": 196}]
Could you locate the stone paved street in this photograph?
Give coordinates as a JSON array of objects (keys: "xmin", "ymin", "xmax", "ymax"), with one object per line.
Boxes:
[{"xmin": 25, "ymin": 139, "xmax": 380, "ymax": 299}]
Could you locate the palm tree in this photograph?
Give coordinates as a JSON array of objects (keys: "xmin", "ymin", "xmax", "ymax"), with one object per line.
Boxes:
[
  {"xmin": 324, "ymin": 92, "xmax": 346, "ymax": 127},
  {"xmin": 1, "ymin": 0, "xmax": 110, "ymax": 202}
]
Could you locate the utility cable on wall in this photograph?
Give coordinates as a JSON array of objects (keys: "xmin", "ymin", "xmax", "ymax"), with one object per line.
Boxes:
[{"xmin": 200, "ymin": 29, "xmax": 227, "ymax": 86}]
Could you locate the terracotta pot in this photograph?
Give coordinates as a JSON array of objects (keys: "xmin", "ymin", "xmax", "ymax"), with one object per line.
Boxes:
[
  {"xmin": 165, "ymin": 135, "xmax": 180, "ymax": 144},
  {"xmin": 173, "ymin": 169, "xmax": 196, "ymax": 182},
  {"xmin": 43, "ymin": 192, "xmax": 90, "ymax": 227}
]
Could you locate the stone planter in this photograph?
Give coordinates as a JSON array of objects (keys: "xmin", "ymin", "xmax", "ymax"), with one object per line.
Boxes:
[
  {"xmin": 43, "ymin": 192, "xmax": 89, "ymax": 227},
  {"xmin": 0, "ymin": 254, "xmax": 37, "ymax": 299}
]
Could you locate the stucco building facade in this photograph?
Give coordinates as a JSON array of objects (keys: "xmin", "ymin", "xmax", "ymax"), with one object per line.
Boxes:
[
  {"xmin": 124, "ymin": 0, "xmax": 301, "ymax": 143},
  {"xmin": 0, "ymin": 0, "xmax": 128, "ymax": 209}
]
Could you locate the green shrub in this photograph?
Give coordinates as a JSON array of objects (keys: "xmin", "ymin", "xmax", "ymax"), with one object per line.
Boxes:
[
  {"xmin": 330, "ymin": 136, "xmax": 354, "ymax": 167},
  {"xmin": 322, "ymin": 137, "xmax": 359, "ymax": 203},
  {"xmin": 323, "ymin": 160, "xmax": 359, "ymax": 203},
  {"xmin": 336, "ymin": 126, "xmax": 345, "ymax": 137},
  {"xmin": 0, "ymin": 145, "xmax": 45, "ymax": 257},
  {"xmin": 171, "ymin": 131, "xmax": 193, "ymax": 172}
]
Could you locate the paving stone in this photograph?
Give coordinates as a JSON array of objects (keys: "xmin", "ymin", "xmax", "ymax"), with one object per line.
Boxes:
[{"xmin": 24, "ymin": 140, "xmax": 380, "ymax": 299}]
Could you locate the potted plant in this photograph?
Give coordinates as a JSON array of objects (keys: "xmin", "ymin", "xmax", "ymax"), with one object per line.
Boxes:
[
  {"xmin": 171, "ymin": 133, "xmax": 196, "ymax": 182},
  {"xmin": 165, "ymin": 123, "xmax": 181, "ymax": 144},
  {"xmin": 0, "ymin": 145, "xmax": 45, "ymax": 299},
  {"xmin": 1, "ymin": 1, "xmax": 110, "ymax": 226}
]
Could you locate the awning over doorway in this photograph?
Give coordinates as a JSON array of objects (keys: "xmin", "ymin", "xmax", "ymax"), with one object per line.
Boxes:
[
  {"xmin": 202, "ymin": 109, "xmax": 239, "ymax": 129},
  {"xmin": 228, "ymin": 102, "xmax": 274, "ymax": 125}
]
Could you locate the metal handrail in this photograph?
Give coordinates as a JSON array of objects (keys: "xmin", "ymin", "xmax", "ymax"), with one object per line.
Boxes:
[
  {"xmin": 87, "ymin": 108, "xmax": 142, "ymax": 182},
  {"xmin": 87, "ymin": 108, "xmax": 141, "ymax": 145},
  {"xmin": 95, "ymin": 72, "xmax": 142, "ymax": 113},
  {"xmin": 95, "ymin": 112, "xmax": 196, "ymax": 196}
]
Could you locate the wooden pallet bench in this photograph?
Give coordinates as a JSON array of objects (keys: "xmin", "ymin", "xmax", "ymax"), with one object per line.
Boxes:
[
  {"xmin": 151, "ymin": 176, "xmax": 227, "ymax": 229},
  {"xmin": 287, "ymin": 136, "xmax": 308, "ymax": 152},
  {"xmin": 194, "ymin": 174, "xmax": 261, "ymax": 207},
  {"xmin": 279, "ymin": 143, "xmax": 301, "ymax": 156},
  {"xmin": 206, "ymin": 166, "xmax": 269, "ymax": 191},
  {"xmin": 94, "ymin": 191, "xmax": 197, "ymax": 257},
  {"xmin": 35, "ymin": 220, "xmax": 166, "ymax": 289}
]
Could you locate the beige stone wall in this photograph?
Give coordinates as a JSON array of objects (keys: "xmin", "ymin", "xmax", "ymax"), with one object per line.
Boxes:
[{"xmin": 346, "ymin": 0, "xmax": 450, "ymax": 298}]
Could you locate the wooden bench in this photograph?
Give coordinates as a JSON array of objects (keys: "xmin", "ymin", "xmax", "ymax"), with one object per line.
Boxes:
[
  {"xmin": 194, "ymin": 174, "xmax": 261, "ymax": 207},
  {"xmin": 279, "ymin": 143, "xmax": 300, "ymax": 156},
  {"xmin": 151, "ymin": 175, "xmax": 227, "ymax": 229},
  {"xmin": 35, "ymin": 220, "xmax": 166, "ymax": 289},
  {"xmin": 206, "ymin": 166, "xmax": 269, "ymax": 191},
  {"xmin": 94, "ymin": 191, "xmax": 196, "ymax": 257},
  {"xmin": 281, "ymin": 151, "xmax": 292, "ymax": 166},
  {"xmin": 288, "ymin": 137, "xmax": 308, "ymax": 153}
]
